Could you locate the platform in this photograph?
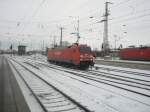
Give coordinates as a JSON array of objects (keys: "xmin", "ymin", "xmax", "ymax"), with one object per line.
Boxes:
[{"xmin": 0, "ymin": 55, "xmax": 30, "ymax": 112}]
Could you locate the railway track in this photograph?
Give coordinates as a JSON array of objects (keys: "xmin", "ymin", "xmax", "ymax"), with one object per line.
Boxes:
[
  {"xmin": 19, "ymin": 59, "xmax": 150, "ymax": 98},
  {"xmin": 94, "ymin": 66, "xmax": 150, "ymax": 77},
  {"xmin": 63, "ymin": 70, "xmax": 150, "ymax": 97},
  {"xmin": 85, "ymin": 70, "xmax": 150, "ymax": 87},
  {"xmin": 9, "ymin": 59, "xmax": 91, "ymax": 112}
]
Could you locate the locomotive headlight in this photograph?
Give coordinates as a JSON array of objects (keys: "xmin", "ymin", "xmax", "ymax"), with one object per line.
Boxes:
[
  {"xmin": 80, "ymin": 55, "xmax": 83, "ymax": 58},
  {"xmin": 90, "ymin": 55, "xmax": 93, "ymax": 58}
]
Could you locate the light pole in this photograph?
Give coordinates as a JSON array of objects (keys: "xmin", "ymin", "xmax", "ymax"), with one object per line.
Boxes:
[{"xmin": 114, "ymin": 35, "xmax": 117, "ymax": 50}]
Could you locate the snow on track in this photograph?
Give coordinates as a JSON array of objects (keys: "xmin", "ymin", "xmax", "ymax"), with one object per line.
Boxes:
[
  {"xmin": 8, "ymin": 55, "xmax": 150, "ymax": 112},
  {"xmin": 9, "ymin": 59, "xmax": 90, "ymax": 112}
]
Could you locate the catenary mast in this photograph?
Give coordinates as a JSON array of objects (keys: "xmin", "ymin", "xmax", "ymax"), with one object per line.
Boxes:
[{"xmin": 102, "ymin": 2, "xmax": 112, "ymax": 55}]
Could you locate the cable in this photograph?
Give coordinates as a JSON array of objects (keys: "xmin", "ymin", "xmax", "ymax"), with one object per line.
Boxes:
[
  {"xmin": 18, "ymin": 0, "xmax": 46, "ymax": 36},
  {"xmin": 70, "ymin": 1, "xmax": 150, "ymax": 31},
  {"xmin": 110, "ymin": 8, "xmax": 150, "ymax": 21},
  {"xmin": 110, "ymin": 12, "xmax": 150, "ymax": 25},
  {"xmin": 30, "ymin": 0, "xmax": 46, "ymax": 18},
  {"xmin": 110, "ymin": 0, "xmax": 132, "ymax": 9}
]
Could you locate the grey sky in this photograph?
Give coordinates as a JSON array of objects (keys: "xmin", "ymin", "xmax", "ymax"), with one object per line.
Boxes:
[{"xmin": 0, "ymin": 0, "xmax": 150, "ymax": 50}]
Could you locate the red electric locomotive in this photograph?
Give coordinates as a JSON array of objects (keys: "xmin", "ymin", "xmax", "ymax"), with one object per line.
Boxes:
[
  {"xmin": 119, "ymin": 47, "xmax": 150, "ymax": 61},
  {"xmin": 47, "ymin": 43, "xmax": 94, "ymax": 69}
]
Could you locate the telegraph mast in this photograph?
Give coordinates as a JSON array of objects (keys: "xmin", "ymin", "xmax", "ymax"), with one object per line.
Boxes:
[{"xmin": 102, "ymin": 2, "xmax": 112, "ymax": 56}]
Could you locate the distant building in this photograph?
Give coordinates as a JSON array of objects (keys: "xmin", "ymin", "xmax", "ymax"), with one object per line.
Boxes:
[{"xmin": 18, "ymin": 45, "xmax": 26, "ymax": 55}]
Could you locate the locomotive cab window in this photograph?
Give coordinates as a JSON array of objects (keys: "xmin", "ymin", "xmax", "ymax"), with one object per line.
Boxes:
[{"xmin": 80, "ymin": 47, "xmax": 91, "ymax": 53}]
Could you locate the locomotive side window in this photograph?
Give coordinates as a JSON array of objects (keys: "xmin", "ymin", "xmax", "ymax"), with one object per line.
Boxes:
[{"xmin": 80, "ymin": 47, "xmax": 91, "ymax": 53}]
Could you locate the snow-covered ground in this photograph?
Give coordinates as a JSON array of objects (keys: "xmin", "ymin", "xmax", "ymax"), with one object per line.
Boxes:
[
  {"xmin": 8, "ymin": 54, "xmax": 150, "ymax": 112},
  {"xmin": 96, "ymin": 57, "xmax": 150, "ymax": 65},
  {"xmin": 95, "ymin": 64, "xmax": 150, "ymax": 74}
]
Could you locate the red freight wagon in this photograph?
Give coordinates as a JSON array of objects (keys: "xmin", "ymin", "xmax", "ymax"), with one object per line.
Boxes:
[
  {"xmin": 119, "ymin": 47, "xmax": 150, "ymax": 61},
  {"xmin": 47, "ymin": 43, "xmax": 94, "ymax": 69}
]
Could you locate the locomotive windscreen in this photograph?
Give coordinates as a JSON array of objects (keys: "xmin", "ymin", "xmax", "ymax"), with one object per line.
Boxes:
[{"xmin": 80, "ymin": 46, "xmax": 91, "ymax": 53}]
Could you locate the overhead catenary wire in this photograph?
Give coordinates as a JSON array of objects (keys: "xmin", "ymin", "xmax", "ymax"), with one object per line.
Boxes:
[
  {"xmin": 0, "ymin": 0, "xmax": 149, "ymax": 48},
  {"xmin": 109, "ymin": 12, "xmax": 150, "ymax": 25},
  {"xmin": 0, "ymin": 0, "xmax": 147, "ymax": 25},
  {"xmin": 110, "ymin": 8, "xmax": 150, "ymax": 21},
  {"xmin": 109, "ymin": 0, "xmax": 145, "ymax": 9},
  {"xmin": 64, "ymin": 7, "xmax": 150, "ymax": 33},
  {"xmin": 1, "ymin": 0, "xmax": 149, "ymax": 32},
  {"xmin": 18, "ymin": 0, "xmax": 46, "ymax": 37},
  {"xmin": 109, "ymin": 0, "xmax": 131, "ymax": 9}
]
